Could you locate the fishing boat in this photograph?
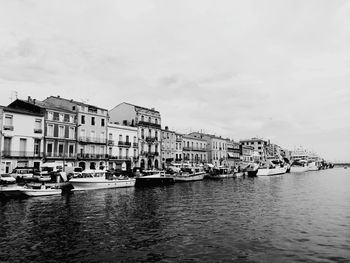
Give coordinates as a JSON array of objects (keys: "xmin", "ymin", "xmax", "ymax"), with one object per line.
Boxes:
[
  {"xmin": 307, "ymin": 161, "xmax": 320, "ymax": 171},
  {"xmin": 0, "ymin": 185, "xmax": 25, "ymax": 198},
  {"xmin": 245, "ymin": 163, "xmax": 259, "ymax": 177},
  {"xmin": 290, "ymin": 159, "xmax": 309, "ymax": 173},
  {"xmin": 207, "ymin": 167, "xmax": 235, "ymax": 179},
  {"xmin": 20, "ymin": 185, "xmax": 62, "ymax": 197},
  {"xmin": 257, "ymin": 160, "xmax": 287, "ymax": 176},
  {"xmin": 135, "ymin": 170, "xmax": 175, "ymax": 187},
  {"xmin": 174, "ymin": 166, "xmax": 206, "ymax": 182},
  {"xmin": 69, "ymin": 169, "xmax": 135, "ymax": 191}
]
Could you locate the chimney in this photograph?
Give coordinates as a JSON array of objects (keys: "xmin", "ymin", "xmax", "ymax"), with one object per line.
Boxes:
[
  {"xmin": 165, "ymin": 126, "xmax": 168, "ymax": 131},
  {"xmin": 28, "ymin": 96, "xmax": 31, "ymax": 102},
  {"xmin": 151, "ymin": 107, "xmax": 155, "ymax": 111},
  {"xmin": 33, "ymin": 99, "xmax": 36, "ymax": 105}
]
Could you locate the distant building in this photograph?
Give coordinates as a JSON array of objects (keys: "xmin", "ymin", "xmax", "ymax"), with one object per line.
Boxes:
[
  {"xmin": 107, "ymin": 123, "xmax": 138, "ymax": 171},
  {"xmin": 240, "ymin": 137, "xmax": 269, "ymax": 160},
  {"xmin": 1, "ymin": 99, "xmax": 45, "ymax": 173},
  {"xmin": 109, "ymin": 102, "xmax": 162, "ymax": 170},
  {"xmin": 190, "ymin": 132, "xmax": 228, "ymax": 166},
  {"xmin": 226, "ymin": 140, "xmax": 241, "ymax": 168},
  {"xmin": 161, "ymin": 127, "xmax": 176, "ymax": 168},
  {"xmin": 44, "ymin": 96, "xmax": 108, "ymax": 170},
  {"xmin": 182, "ymin": 134, "xmax": 208, "ymax": 164},
  {"xmin": 240, "ymin": 144, "xmax": 254, "ymax": 163}
]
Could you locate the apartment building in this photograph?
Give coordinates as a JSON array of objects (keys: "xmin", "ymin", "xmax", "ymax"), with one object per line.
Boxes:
[
  {"xmin": 226, "ymin": 140, "xmax": 241, "ymax": 168},
  {"xmin": 107, "ymin": 123, "xmax": 138, "ymax": 171},
  {"xmin": 182, "ymin": 134, "xmax": 208, "ymax": 164},
  {"xmin": 44, "ymin": 96, "xmax": 108, "ymax": 170},
  {"xmin": 109, "ymin": 102, "xmax": 162, "ymax": 170},
  {"xmin": 0, "ymin": 100, "xmax": 45, "ymax": 173},
  {"xmin": 240, "ymin": 137, "xmax": 269, "ymax": 160},
  {"xmin": 161, "ymin": 127, "xmax": 177, "ymax": 168}
]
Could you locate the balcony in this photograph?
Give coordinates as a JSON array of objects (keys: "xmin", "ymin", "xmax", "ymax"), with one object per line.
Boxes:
[
  {"xmin": 78, "ymin": 136, "xmax": 107, "ymax": 144},
  {"xmin": 45, "ymin": 152, "xmax": 77, "ymax": 158},
  {"xmin": 145, "ymin": 136, "xmax": 157, "ymax": 143},
  {"xmin": 77, "ymin": 153, "xmax": 107, "ymax": 160},
  {"xmin": 107, "ymin": 139, "xmax": 114, "ymax": 146},
  {"xmin": 2, "ymin": 151, "xmax": 42, "ymax": 158},
  {"xmin": 107, "ymin": 155, "xmax": 131, "ymax": 160},
  {"xmin": 137, "ymin": 121, "xmax": 161, "ymax": 129},
  {"xmin": 118, "ymin": 141, "xmax": 132, "ymax": 147},
  {"xmin": 3, "ymin": 125, "xmax": 14, "ymax": 131},
  {"xmin": 133, "ymin": 142, "xmax": 138, "ymax": 148},
  {"xmin": 182, "ymin": 147, "xmax": 207, "ymax": 151},
  {"xmin": 176, "ymin": 138, "xmax": 182, "ymax": 142},
  {"xmin": 145, "ymin": 151, "xmax": 159, "ymax": 158},
  {"xmin": 34, "ymin": 128, "xmax": 43, "ymax": 134}
]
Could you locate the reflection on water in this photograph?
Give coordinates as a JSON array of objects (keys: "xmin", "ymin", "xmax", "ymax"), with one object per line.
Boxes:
[{"xmin": 1, "ymin": 169, "xmax": 350, "ymax": 262}]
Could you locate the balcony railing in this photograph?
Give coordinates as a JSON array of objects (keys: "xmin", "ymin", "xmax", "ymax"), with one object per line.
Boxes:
[
  {"xmin": 2, "ymin": 151, "xmax": 42, "ymax": 158},
  {"xmin": 107, "ymin": 139, "xmax": 114, "ymax": 146},
  {"xmin": 137, "ymin": 121, "xmax": 161, "ymax": 129},
  {"xmin": 145, "ymin": 136, "xmax": 158, "ymax": 143},
  {"xmin": 118, "ymin": 141, "xmax": 132, "ymax": 147},
  {"xmin": 3, "ymin": 125, "xmax": 14, "ymax": 131},
  {"xmin": 45, "ymin": 152, "xmax": 76, "ymax": 158},
  {"xmin": 144, "ymin": 151, "xmax": 159, "ymax": 157},
  {"xmin": 77, "ymin": 153, "xmax": 108, "ymax": 159},
  {"xmin": 182, "ymin": 147, "xmax": 207, "ymax": 151},
  {"xmin": 34, "ymin": 128, "xmax": 43, "ymax": 134},
  {"xmin": 78, "ymin": 136, "xmax": 107, "ymax": 144},
  {"xmin": 133, "ymin": 142, "xmax": 138, "ymax": 148},
  {"xmin": 107, "ymin": 155, "xmax": 131, "ymax": 160}
]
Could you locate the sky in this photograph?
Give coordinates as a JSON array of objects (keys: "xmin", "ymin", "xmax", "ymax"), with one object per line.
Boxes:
[{"xmin": 0, "ymin": 0, "xmax": 349, "ymax": 162}]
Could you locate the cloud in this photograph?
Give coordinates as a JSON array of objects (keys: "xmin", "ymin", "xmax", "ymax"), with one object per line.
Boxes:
[{"xmin": 0, "ymin": 0, "xmax": 349, "ymax": 161}]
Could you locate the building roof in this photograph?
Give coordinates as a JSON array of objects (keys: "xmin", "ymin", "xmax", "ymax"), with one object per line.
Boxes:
[
  {"xmin": 111, "ymin": 102, "xmax": 160, "ymax": 114},
  {"xmin": 20, "ymin": 98, "xmax": 76, "ymax": 114},
  {"xmin": 183, "ymin": 134, "xmax": 207, "ymax": 142},
  {"xmin": 3, "ymin": 106, "xmax": 44, "ymax": 117},
  {"xmin": 189, "ymin": 132, "xmax": 230, "ymax": 141},
  {"xmin": 240, "ymin": 137, "xmax": 268, "ymax": 142},
  {"xmin": 45, "ymin": 96, "xmax": 108, "ymax": 111}
]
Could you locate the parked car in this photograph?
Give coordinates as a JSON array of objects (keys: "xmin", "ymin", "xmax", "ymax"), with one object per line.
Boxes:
[
  {"xmin": 33, "ymin": 171, "xmax": 52, "ymax": 182},
  {"xmin": 0, "ymin": 174, "xmax": 16, "ymax": 184},
  {"xmin": 10, "ymin": 167, "xmax": 38, "ymax": 180}
]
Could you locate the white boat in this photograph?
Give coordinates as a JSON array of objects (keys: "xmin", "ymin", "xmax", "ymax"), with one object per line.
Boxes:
[
  {"xmin": 20, "ymin": 186, "xmax": 62, "ymax": 197},
  {"xmin": 0, "ymin": 185, "xmax": 25, "ymax": 198},
  {"xmin": 257, "ymin": 160, "xmax": 287, "ymax": 176},
  {"xmin": 245, "ymin": 163, "xmax": 259, "ymax": 177},
  {"xmin": 308, "ymin": 161, "xmax": 320, "ymax": 171},
  {"xmin": 174, "ymin": 167, "xmax": 206, "ymax": 182},
  {"xmin": 69, "ymin": 170, "xmax": 136, "ymax": 191},
  {"xmin": 290, "ymin": 159, "xmax": 308, "ymax": 173}
]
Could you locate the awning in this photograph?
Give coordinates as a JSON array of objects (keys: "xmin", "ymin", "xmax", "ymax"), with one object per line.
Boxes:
[
  {"xmin": 227, "ymin": 153, "xmax": 234, "ymax": 158},
  {"xmin": 207, "ymin": 163, "xmax": 214, "ymax": 168}
]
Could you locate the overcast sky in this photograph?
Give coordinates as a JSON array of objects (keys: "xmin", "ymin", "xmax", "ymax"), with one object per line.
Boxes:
[{"xmin": 0, "ymin": 0, "xmax": 349, "ymax": 161}]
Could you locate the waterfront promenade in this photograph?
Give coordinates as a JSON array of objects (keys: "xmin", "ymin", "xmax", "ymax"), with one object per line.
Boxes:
[{"xmin": 1, "ymin": 168, "xmax": 349, "ymax": 262}]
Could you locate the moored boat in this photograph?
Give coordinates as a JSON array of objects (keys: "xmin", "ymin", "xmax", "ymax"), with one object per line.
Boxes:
[
  {"xmin": 174, "ymin": 166, "xmax": 206, "ymax": 182},
  {"xmin": 20, "ymin": 185, "xmax": 62, "ymax": 197},
  {"xmin": 135, "ymin": 170, "xmax": 175, "ymax": 187},
  {"xmin": 290, "ymin": 159, "xmax": 308, "ymax": 173},
  {"xmin": 245, "ymin": 163, "xmax": 259, "ymax": 177},
  {"xmin": 0, "ymin": 185, "xmax": 26, "ymax": 198},
  {"xmin": 257, "ymin": 160, "xmax": 287, "ymax": 176},
  {"xmin": 69, "ymin": 170, "xmax": 135, "ymax": 191},
  {"xmin": 207, "ymin": 167, "xmax": 235, "ymax": 179}
]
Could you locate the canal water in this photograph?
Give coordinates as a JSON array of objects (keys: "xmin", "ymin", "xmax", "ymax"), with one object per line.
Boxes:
[{"xmin": 1, "ymin": 168, "xmax": 350, "ymax": 262}]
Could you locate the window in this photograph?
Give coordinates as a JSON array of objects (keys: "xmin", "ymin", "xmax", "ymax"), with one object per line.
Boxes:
[
  {"xmin": 119, "ymin": 148, "xmax": 122, "ymax": 157},
  {"xmin": 155, "ymin": 131, "xmax": 158, "ymax": 140},
  {"xmin": 59, "ymin": 126, "xmax": 64, "ymax": 138},
  {"xmin": 141, "ymin": 129, "xmax": 144, "ymax": 139},
  {"xmin": 141, "ymin": 115, "xmax": 144, "ymax": 122},
  {"xmin": 59, "ymin": 113, "xmax": 64, "ymax": 121},
  {"xmin": 81, "ymin": 115, "xmax": 85, "ymax": 124},
  {"xmin": 134, "ymin": 149, "xmax": 137, "ymax": 157},
  {"xmin": 69, "ymin": 115, "xmax": 74, "ymax": 123},
  {"xmin": 133, "ymin": 136, "xmax": 136, "ymax": 143},
  {"xmin": 101, "ymin": 119, "xmax": 105, "ymax": 127},
  {"xmin": 47, "ymin": 112, "xmax": 53, "ymax": 120},
  {"xmin": 34, "ymin": 139, "xmax": 41, "ymax": 155},
  {"xmin": 48, "ymin": 124, "xmax": 54, "ymax": 137},
  {"xmin": 47, "ymin": 142, "xmax": 53, "ymax": 157},
  {"xmin": 69, "ymin": 127, "xmax": 75, "ymax": 139},
  {"xmin": 58, "ymin": 143, "xmax": 64, "ymax": 157},
  {"xmin": 148, "ymin": 117, "xmax": 151, "ymax": 123},
  {"xmin": 69, "ymin": 144, "xmax": 74, "ymax": 157},
  {"xmin": 91, "ymin": 117, "xmax": 95, "ymax": 125},
  {"xmin": 126, "ymin": 149, "xmax": 129, "ymax": 158},
  {"xmin": 35, "ymin": 119, "xmax": 42, "ymax": 129},
  {"xmin": 4, "ymin": 115, "xmax": 13, "ymax": 130},
  {"xmin": 119, "ymin": 134, "xmax": 122, "ymax": 142},
  {"xmin": 149, "ymin": 129, "xmax": 152, "ymax": 137},
  {"xmin": 126, "ymin": 135, "xmax": 129, "ymax": 143},
  {"xmin": 155, "ymin": 118, "xmax": 158, "ymax": 124}
]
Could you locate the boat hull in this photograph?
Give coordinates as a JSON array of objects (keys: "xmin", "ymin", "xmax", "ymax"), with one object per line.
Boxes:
[
  {"xmin": 174, "ymin": 172, "xmax": 205, "ymax": 182},
  {"xmin": 135, "ymin": 177, "xmax": 175, "ymax": 187},
  {"xmin": 290, "ymin": 166, "xmax": 308, "ymax": 173},
  {"xmin": 0, "ymin": 185, "xmax": 25, "ymax": 198},
  {"xmin": 20, "ymin": 189, "xmax": 62, "ymax": 197},
  {"xmin": 70, "ymin": 179, "xmax": 136, "ymax": 191},
  {"xmin": 257, "ymin": 167, "xmax": 287, "ymax": 176}
]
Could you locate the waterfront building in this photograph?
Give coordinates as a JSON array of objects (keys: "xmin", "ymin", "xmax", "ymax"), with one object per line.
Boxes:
[
  {"xmin": 0, "ymin": 100, "xmax": 45, "ymax": 173},
  {"xmin": 226, "ymin": 140, "xmax": 241, "ymax": 168},
  {"xmin": 240, "ymin": 137, "xmax": 269, "ymax": 160},
  {"xmin": 21, "ymin": 98, "xmax": 77, "ymax": 170},
  {"xmin": 174, "ymin": 133, "xmax": 183, "ymax": 163},
  {"xmin": 161, "ymin": 127, "xmax": 177, "ymax": 168},
  {"xmin": 240, "ymin": 144, "xmax": 254, "ymax": 163},
  {"xmin": 44, "ymin": 96, "xmax": 108, "ymax": 170},
  {"xmin": 182, "ymin": 134, "xmax": 208, "ymax": 164},
  {"xmin": 109, "ymin": 103, "xmax": 162, "ymax": 169},
  {"xmin": 190, "ymin": 132, "xmax": 228, "ymax": 166},
  {"xmin": 107, "ymin": 122, "xmax": 138, "ymax": 171}
]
